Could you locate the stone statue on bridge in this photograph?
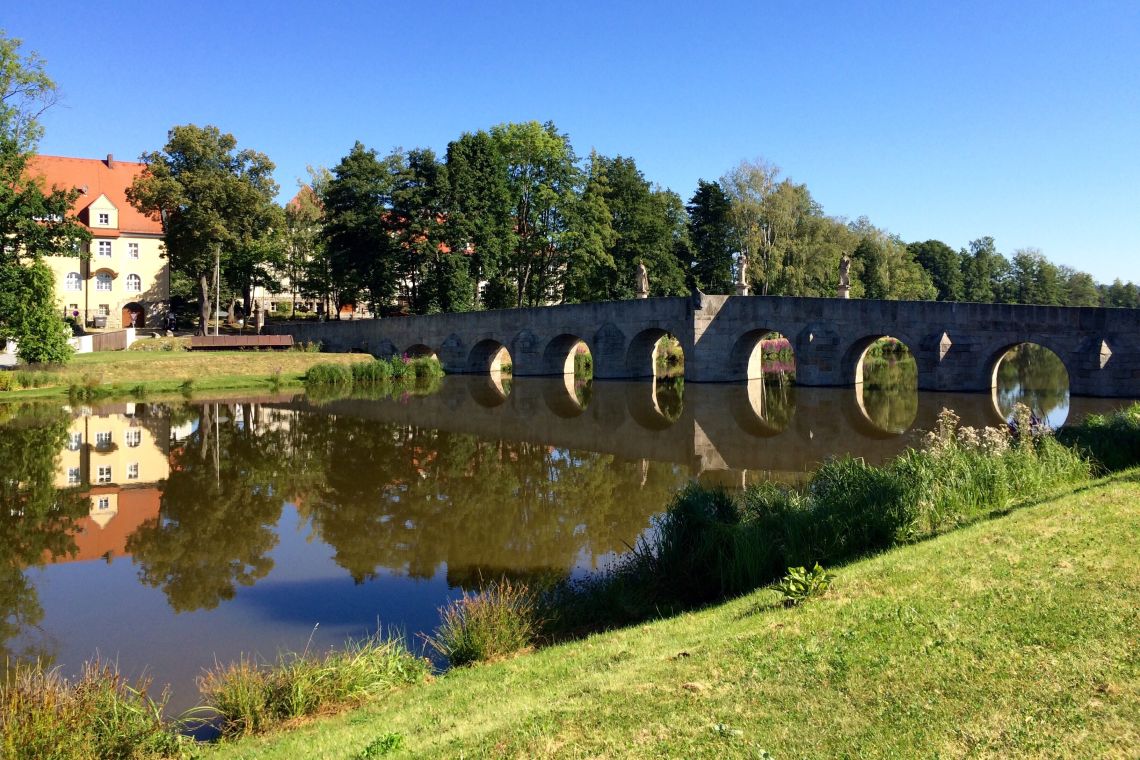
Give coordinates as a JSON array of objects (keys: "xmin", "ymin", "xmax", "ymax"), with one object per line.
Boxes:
[
  {"xmin": 736, "ymin": 253, "xmax": 750, "ymax": 296},
  {"xmin": 635, "ymin": 261, "xmax": 649, "ymax": 299},
  {"xmin": 838, "ymin": 254, "xmax": 852, "ymax": 299}
]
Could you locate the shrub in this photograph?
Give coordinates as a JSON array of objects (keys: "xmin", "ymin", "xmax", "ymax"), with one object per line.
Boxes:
[
  {"xmin": 775, "ymin": 563, "xmax": 835, "ymax": 607},
  {"xmin": 305, "ymin": 362, "xmax": 353, "ymax": 386},
  {"xmin": 0, "ymin": 659, "xmax": 188, "ymax": 760},
  {"xmin": 1057, "ymin": 402, "xmax": 1140, "ymax": 473},
  {"xmin": 426, "ymin": 579, "xmax": 539, "ymax": 667},
  {"xmin": 409, "ymin": 357, "xmax": 444, "ymax": 379},
  {"xmin": 199, "ymin": 634, "xmax": 428, "ymax": 738},
  {"xmin": 351, "ymin": 360, "xmax": 393, "ymax": 383},
  {"xmin": 128, "ymin": 336, "xmax": 190, "ymax": 352}
]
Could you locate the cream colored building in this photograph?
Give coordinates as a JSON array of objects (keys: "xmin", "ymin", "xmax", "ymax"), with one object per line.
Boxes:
[{"xmin": 28, "ymin": 154, "xmax": 168, "ymax": 329}]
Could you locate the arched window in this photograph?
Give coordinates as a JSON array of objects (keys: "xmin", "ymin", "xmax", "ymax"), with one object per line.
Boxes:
[
  {"xmin": 96, "ymin": 273, "xmax": 112, "ymax": 291},
  {"xmin": 65, "ymin": 272, "xmax": 82, "ymax": 291},
  {"xmin": 126, "ymin": 274, "xmax": 142, "ymax": 292}
]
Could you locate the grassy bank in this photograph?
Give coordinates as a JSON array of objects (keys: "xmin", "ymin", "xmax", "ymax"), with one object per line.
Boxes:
[
  {"xmin": 207, "ymin": 470, "xmax": 1140, "ymax": 758},
  {"xmin": 0, "ymin": 350, "xmax": 373, "ymax": 401}
]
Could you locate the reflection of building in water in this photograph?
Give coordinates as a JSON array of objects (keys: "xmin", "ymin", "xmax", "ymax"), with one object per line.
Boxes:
[{"xmin": 49, "ymin": 405, "xmax": 170, "ymax": 564}]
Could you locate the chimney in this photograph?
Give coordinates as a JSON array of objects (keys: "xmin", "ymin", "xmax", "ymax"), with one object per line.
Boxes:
[{"xmin": 106, "ymin": 153, "xmax": 114, "ymax": 168}]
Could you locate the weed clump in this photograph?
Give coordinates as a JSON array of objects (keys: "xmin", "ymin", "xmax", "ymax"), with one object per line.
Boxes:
[
  {"xmin": 0, "ymin": 659, "xmax": 189, "ymax": 759},
  {"xmin": 199, "ymin": 634, "xmax": 428, "ymax": 738},
  {"xmin": 426, "ymin": 579, "xmax": 538, "ymax": 667}
]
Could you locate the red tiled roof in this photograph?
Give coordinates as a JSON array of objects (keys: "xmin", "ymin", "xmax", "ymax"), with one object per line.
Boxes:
[{"xmin": 27, "ymin": 154, "xmax": 165, "ymax": 236}]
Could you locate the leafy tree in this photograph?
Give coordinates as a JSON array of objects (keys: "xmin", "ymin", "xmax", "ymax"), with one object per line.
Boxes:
[
  {"xmin": 687, "ymin": 179, "xmax": 735, "ymax": 293},
  {"xmin": 444, "ymin": 131, "xmax": 513, "ymax": 308},
  {"xmin": 128, "ymin": 124, "xmax": 279, "ymax": 334},
  {"xmin": 1006, "ymin": 248, "xmax": 1064, "ymax": 305},
  {"xmin": 908, "ymin": 239, "xmax": 964, "ymax": 301},
  {"xmin": 284, "ymin": 175, "xmax": 327, "ymax": 314},
  {"xmin": 961, "ymin": 237, "xmax": 1009, "ymax": 303},
  {"xmin": 560, "ymin": 151, "xmax": 616, "ymax": 303},
  {"xmin": 596, "ymin": 155, "xmax": 688, "ymax": 299},
  {"xmin": 1102, "ymin": 278, "xmax": 1140, "ymax": 308},
  {"xmin": 0, "ymin": 32, "xmax": 87, "ymax": 356},
  {"xmin": 320, "ymin": 142, "xmax": 400, "ymax": 315},
  {"xmin": 1060, "ymin": 267, "xmax": 1100, "ymax": 307},
  {"xmin": 490, "ymin": 121, "xmax": 579, "ymax": 307}
]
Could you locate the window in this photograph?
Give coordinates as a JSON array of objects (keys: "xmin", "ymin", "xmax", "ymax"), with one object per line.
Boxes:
[
  {"xmin": 65, "ymin": 272, "xmax": 82, "ymax": 291},
  {"xmin": 67, "ymin": 467, "xmax": 81, "ymax": 485},
  {"xmin": 127, "ymin": 463, "xmax": 139, "ymax": 480},
  {"xmin": 97, "ymin": 466, "xmax": 112, "ymax": 484},
  {"xmin": 96, "ymin": 273, "xmax": 112, "ymax": 291},
  {"xmin": 126, "ymin": 429, "xmax": 141, "ymax": 447},
  {"xmin": 68, "ymin": 432, "xmax": 82, "ymax": 451},
  {"xmin": 128, "ymin": 242, "xmax": 139, "ymax": 258},
  {"xmin": 98, "ymin": 304, "xmax": 110, "ymax": 317},
  {"xmin": 95, "ymin": 431, "xmax": 112, "ymax": 447},
  {"xmin": 97, "ymin": 496, "xmax": 110, "ymax": 510},
  {"xmin": 97, "ymin": 240, "xmax": 112, "ymax": 257},
  {"xmin": 126, "ymin": 274, "xmax": 142, "ymax": 292},
  {"xmin": 97, "ymin": 212, "xmax": 109, "ymax": 225}
]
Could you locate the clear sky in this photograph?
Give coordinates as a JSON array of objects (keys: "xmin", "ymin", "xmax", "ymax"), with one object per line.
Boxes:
[{"xmin": 6, "ymin": 0, "xmax": 1139, "ymax": 283}]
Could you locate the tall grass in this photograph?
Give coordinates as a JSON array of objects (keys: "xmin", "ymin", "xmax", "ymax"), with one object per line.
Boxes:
[
  {"xmin": 199, "ymin": 634, "xmax": 429, "ymax": 738},
  {"xmin": 306, "ymin": 356, "xmax": 444, "ymax": 388},
  {"xmin": 425, "ymin": 580, "xmax": 539, "ymax": 667},
  {"xmin": 545, "ymin": 406, "xmax": 1091, "ymax": 633},
  {"xmin": 0, "ymin": 659, "xmax": 189, "ymax": 760},
  {"xmin": 1057, "ymin": 401, "xmax": 1140, "ymax": 473}
]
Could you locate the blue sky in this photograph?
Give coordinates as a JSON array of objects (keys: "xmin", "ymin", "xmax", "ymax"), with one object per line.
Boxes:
[{"xmin": 7, "ymin": 1, "xmax": 1139, "ymax": 282}]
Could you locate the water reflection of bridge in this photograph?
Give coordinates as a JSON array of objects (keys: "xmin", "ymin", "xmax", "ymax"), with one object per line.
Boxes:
[{"xmin": 274, "ymin": 377, "xmax": 1125, "ymax": 479}]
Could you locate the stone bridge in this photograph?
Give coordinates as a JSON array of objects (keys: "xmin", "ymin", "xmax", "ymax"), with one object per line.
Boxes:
[{"xmin": 269, "ymin": 295, "xmax": 1140, "ymax": 397}]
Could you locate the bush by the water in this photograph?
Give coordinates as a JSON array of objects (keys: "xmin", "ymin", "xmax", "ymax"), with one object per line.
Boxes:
[
  {"xmin": 1057, "ymin": 401, "xmax": 1140, "ymax": 473},
  {"xmin": 199, "ymin": 634, "xmax": 428, "ymax": 738},
  {"xmin": 0, "ymin": 659, "xmax": 189, "ymax": 760},
  {"xmin": 306, "ymin": 356, "xmax": 444, "ymax": 387},
  {"xmin": 426, "ymin": 579, "xmax": 539, "ymax": 667},
  {"xmin": 546, "ymin": 406, "xmax": 1090, "ymax": 632}
]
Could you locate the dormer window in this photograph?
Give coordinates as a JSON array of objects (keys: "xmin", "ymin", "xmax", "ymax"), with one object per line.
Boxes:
[{"xmin": 98, "ymin": 212, "xmax": 110, "ymax": 225}]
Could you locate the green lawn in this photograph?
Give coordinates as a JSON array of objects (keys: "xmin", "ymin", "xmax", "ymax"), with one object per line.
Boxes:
[
  {"xmin": 0, "ymin": 350, "xmax": 370, "ymax": 400},
  {"xmin": 206, "ymin": 472, "xmax": 1140, "ymax": 759}
]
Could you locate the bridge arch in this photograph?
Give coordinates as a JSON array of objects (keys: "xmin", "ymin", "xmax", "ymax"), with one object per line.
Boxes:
[
  {"xmin": 626, "ymin": 378, "xmax": 682, "ymax": 430},
  {"xmin": 543, "ymin": 374, "xmax": 588, "ymax": 418},
  {"xmin": 542, "ymin": 334, "xmax": 590, "ymax": 376},
  {"xmin": 845, "ymin": 334, "xmax": 917, "ymax": 386},
  {"xmin": 404, "ymin": 343, "xmax": 437, "ymax": 360},
  {"xmin": 467, "ymin": 338, "xmax": 512, "ymax": 374},
  {"xmin": 729, "ymin": 328, "xmax": 795, "ymax": 381},
  {"xmin": 626, "ymin": 327, "xmax": 684, "ymax": 379},
  {"xmin": 986, "ymin": 340, "xmax": 1071, "ymax": 426}
]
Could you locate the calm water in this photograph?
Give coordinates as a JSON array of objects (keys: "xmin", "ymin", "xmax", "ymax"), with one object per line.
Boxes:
[{"xmin": 0, "ymin": 354, "xmax": 1127, "ymax": 712}]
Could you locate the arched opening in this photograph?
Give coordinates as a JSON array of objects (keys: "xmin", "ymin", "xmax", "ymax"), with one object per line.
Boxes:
[
  {"xmin": 542, "ymin": 334, "xmax": 593, "ymax": 406},
  {"xmin": 469, "ymin": 373, "xmax": 510, "ymax": 407},
  {"xmin": 404, "ymin": 344, "xmax": 437, "ymax": 361},
  {"xmin": 467, "ymin": 339, "xmax": 512, "ymax": 375},
  {"xmin": 851, "ymin": 336, "xmax": 918, "ymax": 434},
  {"xmin": 122, "ymin": 302, "xmax": 145, "ymax": 329},
  {"xmin": 990, "ymin": 342, "xmax": 1070, "ymax": 428},
  {"xmin": 728, "ymin": 329, "xmax": 796, "ymax": 383},
  {"xmin": 625, "ymin": 328, "xmax": 684, "ymax": 379}
]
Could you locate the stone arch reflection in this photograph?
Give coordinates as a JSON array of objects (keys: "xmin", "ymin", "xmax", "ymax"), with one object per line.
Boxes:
[
  {"xmin": 626, "ymin": 377, "xmax": 684, "ymax": 430},
  {"xmin": 468, "ymin": 372, "xmax": 510, "ymax": 407},
  {"xmin": 989, "ymin": 342, "xmax": 1070, "ymax": 428},
  {"xmin": 543, "ymin": 374, "xmax": 588, "ymax": 418},
  {"xmin": 730, "ymin": 378, "xmax": 796, "ymax": 437}
]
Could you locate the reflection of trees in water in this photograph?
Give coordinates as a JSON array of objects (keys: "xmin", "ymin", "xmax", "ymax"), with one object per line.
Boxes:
[
  {"xmin": 995, "ymin": 344, "xmax": 1069, "ymax": 423},
  {"xmin": 861, "ymin": 349, "xmax": 918, "ymax": 434},
  {"xmin": 0, "ymin": 409, "xmax": 89, "ymax": 661},
  {"xmin": 289, "ymin": 412, "xmax": 685, "ymax": 589},
  {"xmin": 757, "ymin": 379, "xmax": 796, "ymax": 431},
  {"xmin": 127, "ymin": 403, "xmax": 283, "ymax": 612},
  {"xmin": 654, "ymin": 378, "xmax": 684, "ymax": 422}
]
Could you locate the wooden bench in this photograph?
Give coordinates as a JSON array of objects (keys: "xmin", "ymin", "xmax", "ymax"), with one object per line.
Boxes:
[{"xmin": 189, "ymin": 335, "xmax": 294, "ymax": 350}]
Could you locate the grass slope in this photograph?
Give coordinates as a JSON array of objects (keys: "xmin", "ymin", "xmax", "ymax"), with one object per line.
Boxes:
[
  {"xmin": 208, "ymin": 473, "xmax": 1140, "ymax": 759},
  {"xmin": 1, "ymin": 351, "xmax": 369, "ymax": 400}
]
